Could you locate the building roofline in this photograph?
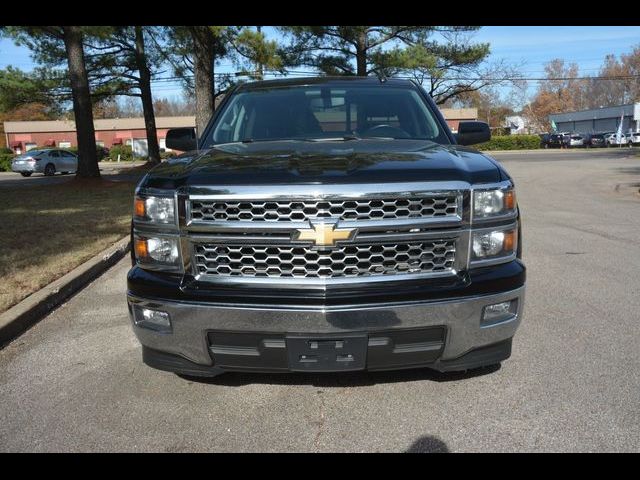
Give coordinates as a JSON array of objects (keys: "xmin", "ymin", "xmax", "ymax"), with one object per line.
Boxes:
[
  {"xmin": 4, "ymin": 116, "xmax": 196, "ymax": 134},
  {"xmin": 548, "ymin": 102, "xmax": 638, "ymax": 123}
]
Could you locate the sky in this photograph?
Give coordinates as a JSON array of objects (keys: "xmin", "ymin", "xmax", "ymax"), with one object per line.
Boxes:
[{"xmin": 1, "ymin": 26, "xmax": 639, "ymax": 105}]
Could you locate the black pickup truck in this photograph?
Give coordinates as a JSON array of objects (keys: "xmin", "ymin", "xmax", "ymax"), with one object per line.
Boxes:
[{"xmin": 127, "ymin": 77, "xmax": 525, "ymax": 377}]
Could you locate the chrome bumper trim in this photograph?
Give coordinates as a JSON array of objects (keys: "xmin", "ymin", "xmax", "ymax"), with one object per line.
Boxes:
[{"xmin": 127, "ymin": 286, "xmax": 525, "ymax": 367}]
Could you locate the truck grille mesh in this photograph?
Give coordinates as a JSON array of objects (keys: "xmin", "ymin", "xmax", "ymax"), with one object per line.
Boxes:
[
  {"xmin": 190, "ymin": 196, "xmax": 459, "ymax": 223},
  {"xmin": 193, "ymin": 241, "xmax": 456, "ymax": 279}
]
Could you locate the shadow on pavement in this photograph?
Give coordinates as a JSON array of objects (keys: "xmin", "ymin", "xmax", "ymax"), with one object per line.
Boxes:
[
  {"xmin": 615, "ymin": 166, "xmax": 640, "ymax": 176},
  {"xmin": 178, "ymin": 363, "xmax": 501, "ymax": 387},
  {"xmin": 405, "ymin": 435, "xmax": 450, "ymax": 453}
]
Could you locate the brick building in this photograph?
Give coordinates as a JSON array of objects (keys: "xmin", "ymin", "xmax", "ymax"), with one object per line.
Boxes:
[
  {"xmin": 4, "ymin": 116, "xmax": 195, "ymax": 154},
  {"xmin": 439, "ymin": 108, "xmax": 478, "ymax": 133},
  {"xmin": 4, "ymin": 108, "xmax": 475, "ymax": 154}
]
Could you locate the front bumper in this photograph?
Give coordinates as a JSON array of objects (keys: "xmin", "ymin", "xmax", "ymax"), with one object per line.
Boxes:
[{"xmin": 127, "ymin": 285, "xmax": 525, "ymax": 374}]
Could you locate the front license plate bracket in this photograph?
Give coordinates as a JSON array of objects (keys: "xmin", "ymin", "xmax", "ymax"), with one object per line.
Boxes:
[{"xmin": 286, "ymin": 334, "xmax": 368, "ymax": 372}]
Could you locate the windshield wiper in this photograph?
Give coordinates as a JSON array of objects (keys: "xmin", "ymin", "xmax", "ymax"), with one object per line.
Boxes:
[
  {"xmin": 342, "ymin": 134, "xmax": 361, "ymax": 141},
  {"xmin": 298, "ymin": 136, "xmax": 359, "ymax": 142}
]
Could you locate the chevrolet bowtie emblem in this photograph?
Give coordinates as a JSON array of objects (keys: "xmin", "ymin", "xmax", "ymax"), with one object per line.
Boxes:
[{"xmin": 294, "ymin": 222, "xmax": 356, "ymax": 247}]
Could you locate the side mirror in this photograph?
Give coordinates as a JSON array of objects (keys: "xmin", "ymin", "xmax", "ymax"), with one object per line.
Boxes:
[
  {"xmin": 455, "ymin": 121, "xmax": 491, "ymax": 146},
  {"xmin": 166, "ymin": 128, "xmax": 197, "ymax": 151}
]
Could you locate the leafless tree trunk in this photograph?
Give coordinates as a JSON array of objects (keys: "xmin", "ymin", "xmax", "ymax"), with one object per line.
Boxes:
[
  {"xmin": 63, "ymin": 26, "xmax": 99, "ymax": 178},
  {"xmin": 356, "ymin": 30, "xmax": 367, "ymax": 76},
  {"xmin": 134, "ymin": 26, "xmax": 161, "ymax": 164},
  {"xmin": 190, "ymin": 26, "xmax": 216, "ymax": 139}
]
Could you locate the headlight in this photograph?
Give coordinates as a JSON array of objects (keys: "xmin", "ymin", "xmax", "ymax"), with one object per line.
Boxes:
[
  {"xmin": 134, "ymin": 234, "xmax": 182, "ymax": 272},
  {"xmin": 473, "ymin": 188, "xmax": 516, "ymax": 219},
  {"xmin": 134, "ymin": 195, "xmax": 175, "ymax": 224},
  {"xmin": 471, "ymin": 227, "xmax": 517, "ymax": 263}
]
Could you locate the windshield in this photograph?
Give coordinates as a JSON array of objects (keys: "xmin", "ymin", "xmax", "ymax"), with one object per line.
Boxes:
[
  {"xmin": 19, "ymin": 150, "xmax": 45, "ymax": 157},
  {"xmin": 206, "ymin": 85, "xmax": 450, "ymax": 146}
]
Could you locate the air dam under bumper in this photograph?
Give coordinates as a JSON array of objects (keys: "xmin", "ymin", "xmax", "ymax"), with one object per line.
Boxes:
[{"xmin": 127, "ymin": 286, "xmax": 524, "ymax": 375}]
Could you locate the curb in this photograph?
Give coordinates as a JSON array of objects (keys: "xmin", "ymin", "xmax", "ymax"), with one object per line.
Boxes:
[
  {"xmin": 0, "ymin": 236, "xmax": 131, "ymax": 347},
  {"xmin": 485, "ymin": 147, "xmax": 639, "ymax": 154},
  {"xmin": 483, "ymin": 149, "xmax": 573, "ymax": 154}
]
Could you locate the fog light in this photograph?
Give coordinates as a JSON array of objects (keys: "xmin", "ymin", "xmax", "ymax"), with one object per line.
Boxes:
[
  {"xmin": 133, "ymin": 306, "xmax": 172, "ymax": 333},
  {"xmin": 482, "ymin": 300, "xmax": 517, "ymax": 325}
]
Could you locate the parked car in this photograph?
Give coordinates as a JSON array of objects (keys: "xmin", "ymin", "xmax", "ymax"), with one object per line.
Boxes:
[
  {"xmin": 584, "ymin": 133, "xmax": 606, "ymax": 148},
  {"xmin": 548, "ymin": 133, "xmax": 570, "ymax": 148},
  {"xmin": 605, "ymin": 132, "xmax": 629, "ymax": 146},
  {"xmin": 539, "ymin": 133, "xmax": 551, "ymax": 148},
  {"xmin": 127, "ymin": 76, "xmax": 526, "ymax": 378},
  {"xmin": 11, "ymin": 148, "xmax": 78, "ymax": 177},
  {"xmin": 626, "ymin": 132, "xmax": 640, "ymax": 146},
  {"xmin": 568, "ymin": 134, "xmax": 585, "ymax": 148}
]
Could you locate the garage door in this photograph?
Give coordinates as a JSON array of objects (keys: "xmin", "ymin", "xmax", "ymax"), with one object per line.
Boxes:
[
  {"xmin": 574, "ymin": 120, "xmax": 593, "ymax": 133},
  {"xmin": 595, "ymin": 119, "xmax": 617, "ymax": 132}
]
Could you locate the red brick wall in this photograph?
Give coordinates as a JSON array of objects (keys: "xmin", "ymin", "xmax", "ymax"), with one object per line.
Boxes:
[
  {"xmin": 446, "ymin": 120, "xmax": 460, "ymax": 131},
  {"xmin": 7, "ymin": 128, "xmax": 173, "ymax": 151}
]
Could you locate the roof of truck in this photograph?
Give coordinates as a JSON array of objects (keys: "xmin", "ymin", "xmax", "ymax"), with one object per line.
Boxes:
[{"xmin": 235, "ymin": 76, "xmax": 415, "ymax": 91}]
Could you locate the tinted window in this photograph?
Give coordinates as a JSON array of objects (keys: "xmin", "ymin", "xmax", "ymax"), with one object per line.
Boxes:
[
  {"xmin": 49, "ymin": 151, "xmax": 60, "ymax": 157},
  {"xmin": 207, "ymin": 85, "xmax": 448, "ymax": 146}
]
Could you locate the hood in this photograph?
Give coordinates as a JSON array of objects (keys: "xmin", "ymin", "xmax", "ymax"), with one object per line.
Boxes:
[{"xmin": 142, "ymin": 139, "xmax": 506, "ymax": 190}]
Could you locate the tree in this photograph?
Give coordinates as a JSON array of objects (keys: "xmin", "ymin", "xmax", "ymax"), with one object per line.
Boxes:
[
  {"xmin": 63, "ymin": 26, "xmax": 100, "ymax": 177},
  {"xmin": 279, "ymin": 26, "xmax": 488, "ymax": 81},
  {"xmin": 376, "ymin": 38, "xmax": 521, "ymax": 104},
  {"xmin": 281, "ymin": 26, "xmax": 416, "ymax": 76},
  {"xmin": 453, "ymin": 87, "xmax": 515, "ymax": 129},
  {"xmin": 0, "ymin": 66, "xmax": 65, "ymax": 116},
  {"xmin": 620, "ymin": 45, "xmax": 640, "ymax": 102},
  {"xmin": 87, "ymin": 26, "xmax": 166, "ymax": 164},
  {"xmin": 92, "ymin": 97, "xmax": 120, "ymax": 119},
  {"xmin": 226, "ymin": 26, "xmax": 284, "ymax": 80},
  {"xmin": 6, "ymin": 26, "xmax": 101, "ymax": 177},
  {"xmin": 164, "ymin": 26, "xmax": 285, "ymax": 136},
  {"xmin": 163, "ymin": 26, "xmax": 228, "ymax": 136},
  {"xmin": 153, "ymin": 96, "xmax": 195, "ymax": 117},
  {"xmin": 584, "ymin": 48, "xmax": 640, "ymax": 107},
  {"xmin": 108, "ymin": 97, "xmax": 142, "ymax": 117},
  {"xmin": 527, "ymin": 59, "xmax": 587, "ymax": 131}
]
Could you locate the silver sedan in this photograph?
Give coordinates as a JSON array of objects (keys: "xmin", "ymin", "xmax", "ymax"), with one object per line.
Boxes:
[{"xmin": 11, "ymin": 148, "xmax": 78, "ymax": 177}]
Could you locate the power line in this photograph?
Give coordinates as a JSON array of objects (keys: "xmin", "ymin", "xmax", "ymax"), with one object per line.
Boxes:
[{"xmin": 148, "ymin": 71, "xmax": 640, "ymax": 84}]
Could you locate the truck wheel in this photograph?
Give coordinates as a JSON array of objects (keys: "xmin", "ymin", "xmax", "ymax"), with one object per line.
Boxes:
[
  {"xmin": 20, "ymin": 172, "xmax": 32, "ymax": 177},
  {"xmin": 44, "ymin": 163, "xmax": 56, "ymax": 176}
]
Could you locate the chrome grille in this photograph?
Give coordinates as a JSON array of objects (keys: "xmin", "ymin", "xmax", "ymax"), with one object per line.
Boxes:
[
  {"xmin": 189, "ymin": 196, "xmax": 459, "ymax": 223},
  {"xmin": 193, "ymin": 240, "xmax": 456, "ymax": 279}
]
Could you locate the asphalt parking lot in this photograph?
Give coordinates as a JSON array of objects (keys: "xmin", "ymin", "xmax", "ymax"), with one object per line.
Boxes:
[{"xmin": 1, "ymin": 148, "xmax": 639, "ymax": 452}]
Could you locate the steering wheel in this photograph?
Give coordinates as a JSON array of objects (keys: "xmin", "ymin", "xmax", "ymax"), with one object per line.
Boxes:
[{"xmin": 360, "ymin": 124, "xmax": 411, "ymax": 138}]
